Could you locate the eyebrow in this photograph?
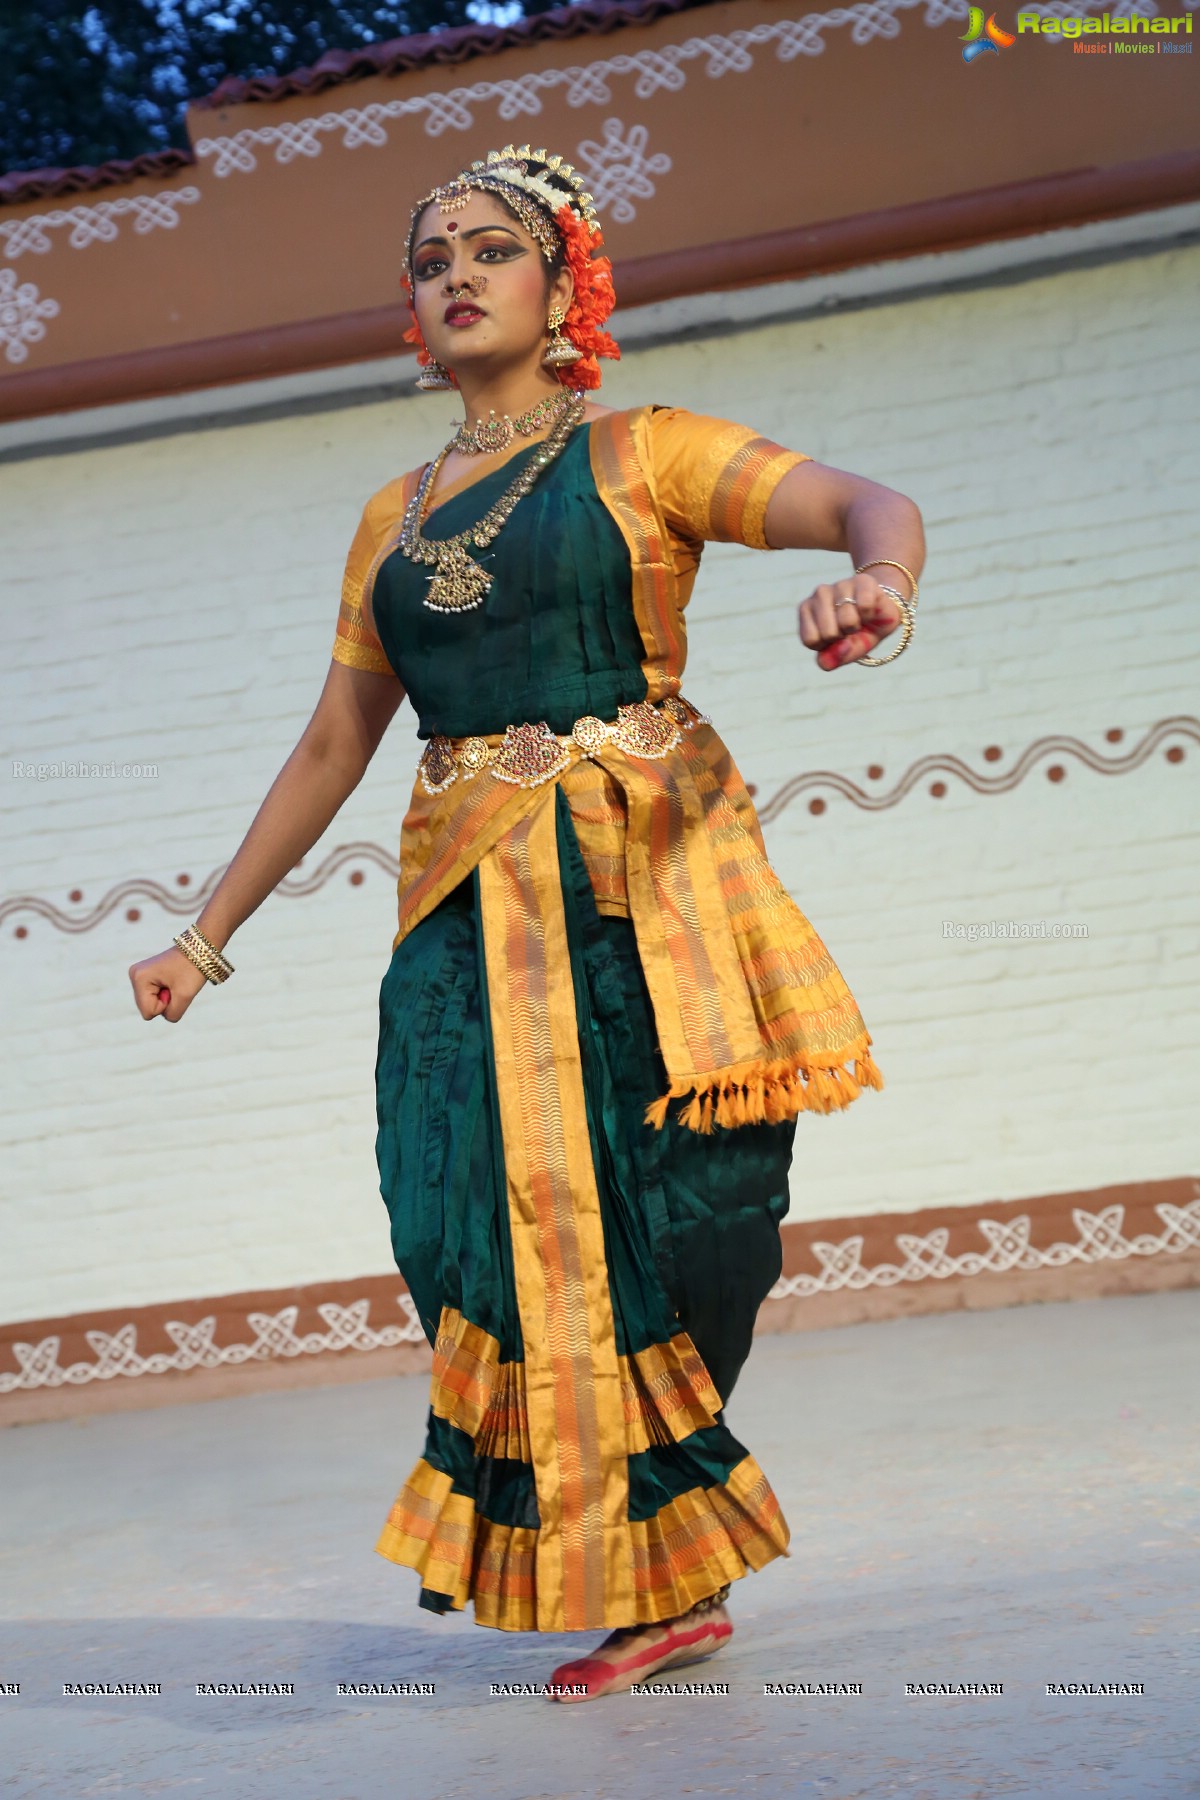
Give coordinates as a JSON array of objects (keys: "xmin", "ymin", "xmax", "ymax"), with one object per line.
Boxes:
[{"xmin": 414, "ymin": 225, "xmax": 522, "ymax": 252}]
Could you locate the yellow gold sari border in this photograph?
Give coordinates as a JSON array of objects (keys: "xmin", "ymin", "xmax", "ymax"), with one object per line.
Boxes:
[
  {"xmin": 478, "ymin": 795, "xmax": 632, "ymax": 1631},
  {"xmin": 374, "ymin": 1452, "xmax": 788, "ymax": 1633}
]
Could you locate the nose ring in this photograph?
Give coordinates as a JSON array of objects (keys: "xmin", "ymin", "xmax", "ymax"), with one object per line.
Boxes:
[{"xmin": 444, "ymin": 275, "xmax": 489, "ymax": 297}]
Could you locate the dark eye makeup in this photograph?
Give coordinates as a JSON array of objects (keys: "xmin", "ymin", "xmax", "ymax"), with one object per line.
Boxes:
[{"xmin": 414, "ymin": 242, "xmax": 522, "ymax": 280}]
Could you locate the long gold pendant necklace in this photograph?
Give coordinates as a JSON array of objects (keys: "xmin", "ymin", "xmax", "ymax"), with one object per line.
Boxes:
[{"xmin": 398, "ymin": 386, "xmax": 586, "ymax": 614}]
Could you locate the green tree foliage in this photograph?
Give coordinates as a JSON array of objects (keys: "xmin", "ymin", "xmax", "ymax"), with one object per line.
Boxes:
[{"xmin": 0, "ymin": 0, "xmax": 570, "ymax": 175}]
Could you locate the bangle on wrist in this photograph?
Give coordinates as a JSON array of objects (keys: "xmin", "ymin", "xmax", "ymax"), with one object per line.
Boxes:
[
  {"xmin": 174, "ymin": 923, "xmax": 234, "ymax": 984},
  {"xmin": 856, "ymin": 585, "xmax": 915, "ymax": 666},
  {"xmin": 854, "ymin": 558, "xmax": 919, "ymax": 605}
]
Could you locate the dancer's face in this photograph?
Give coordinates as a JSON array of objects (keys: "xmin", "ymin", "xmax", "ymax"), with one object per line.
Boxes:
[{"xmin": 409, "ymin": 191, "xmax": 571, "ymax": 378}]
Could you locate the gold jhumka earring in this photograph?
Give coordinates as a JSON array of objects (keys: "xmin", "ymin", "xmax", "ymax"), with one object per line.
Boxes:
[
  {"xmin": 415, "ymin": 358, "xmax": 454, "ymax": 391},
  {"xmin": 542, "ymin": 304, "xmax": 582, "ymax": 369}
]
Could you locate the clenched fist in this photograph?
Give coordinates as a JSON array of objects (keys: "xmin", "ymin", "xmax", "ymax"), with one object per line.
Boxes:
[
  {"xmin": 798, "ymin": 572, "xmax": 907, "ymax": 670},
  {"xmin": 128, "ymin": 946, "xmax": 209, "ymax": 1024}
]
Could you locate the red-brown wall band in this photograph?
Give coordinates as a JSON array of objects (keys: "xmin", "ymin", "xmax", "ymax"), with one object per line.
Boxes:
[
  {"xmin": 1, "ymin": 0, "xmax": 1196, "ymax": 422},
  {"xmin": 2, "ymin": 1177, "xmax": 1196, "ymax": 1427},
  {"xmin": 3, "ymin": 151, "xmax": 1200, "ymax": 424}
]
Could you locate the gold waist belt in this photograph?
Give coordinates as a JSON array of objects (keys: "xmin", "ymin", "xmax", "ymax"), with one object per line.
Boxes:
[{"xmin": 416, "ymin": 693, "xmax": 710, "ymax": 796}]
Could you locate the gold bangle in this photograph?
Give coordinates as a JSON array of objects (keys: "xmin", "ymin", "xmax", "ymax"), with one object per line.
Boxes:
[
  {"xmin": 857, "ymin": 585, "xmax": 915, "ymax": 667},
  {"xmin": 188, "ymin": 922, "xmax": 232, "ymax": 970},
  {"xmin": 173, "ymin": 923, "xmax": 234, "ymax": 984},
  {"xmin": 855, "ymin": 559, "xmax": 919, "ymax": 605}
]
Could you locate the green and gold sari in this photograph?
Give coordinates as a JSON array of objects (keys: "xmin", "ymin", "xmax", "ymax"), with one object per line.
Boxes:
[{"xmin": 331, "ymin": 405, "xmax": 883, "ymax": 1633}]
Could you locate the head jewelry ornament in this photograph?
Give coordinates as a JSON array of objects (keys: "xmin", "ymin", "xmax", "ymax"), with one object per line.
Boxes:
[{"xmin": 400, "ymin": 144, "xmax": 620, "ymax": 392}]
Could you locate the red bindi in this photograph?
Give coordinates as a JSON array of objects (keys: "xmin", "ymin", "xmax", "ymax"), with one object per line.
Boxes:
[{"xmin": 446, "ymin": 221, "xmax": 458, "ymax": 232}]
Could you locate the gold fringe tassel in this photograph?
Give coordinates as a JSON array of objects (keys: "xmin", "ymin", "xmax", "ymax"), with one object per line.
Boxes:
[{"xmin": 643, "ymin": 1046, "xmax": 885, "ymax": 1134}]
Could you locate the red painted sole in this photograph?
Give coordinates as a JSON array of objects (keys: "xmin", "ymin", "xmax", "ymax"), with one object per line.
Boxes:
[{"xmin": 546, "ymin": 1613, "xmax": 733, "ymax": 1703}]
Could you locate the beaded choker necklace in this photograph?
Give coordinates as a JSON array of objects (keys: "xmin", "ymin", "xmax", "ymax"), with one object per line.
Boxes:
[
  {"xmin": 399, "ymin": 388, "xmax": 587, "ymax": 613},
  {"xmin": 450, "ymin": 387, "xmax": 576, "ymax": 455}
]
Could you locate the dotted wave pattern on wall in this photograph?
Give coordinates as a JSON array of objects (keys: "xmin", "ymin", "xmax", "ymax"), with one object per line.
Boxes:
[{"xmin": 2, "ymin": 716, "xmax": 1194, "ymax": 938}]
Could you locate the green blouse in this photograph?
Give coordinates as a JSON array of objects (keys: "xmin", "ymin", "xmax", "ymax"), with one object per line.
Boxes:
[{"xmin": 369, "ymin": 422, "xmax": 650, "ymax": 740}]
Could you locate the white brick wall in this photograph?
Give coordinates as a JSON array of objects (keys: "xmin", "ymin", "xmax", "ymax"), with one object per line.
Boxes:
[{"xmin": 2, "ymin": 241, "xmax": 1196, "ymax": 1324}]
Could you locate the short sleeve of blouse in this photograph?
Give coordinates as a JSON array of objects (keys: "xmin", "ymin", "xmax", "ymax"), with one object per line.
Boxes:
[
  {"xmin": 645, "ymin": 406, "xmax": 812, "ymax": 550},
  {"xmin": 331, "ymin": 490, "xmax": 402, "ymax": 677}
]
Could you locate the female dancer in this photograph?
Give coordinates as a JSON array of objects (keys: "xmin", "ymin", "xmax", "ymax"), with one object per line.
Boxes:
[{"xmin": 130, "ymin": 145, "xmax": 925, "ymax": 1701}]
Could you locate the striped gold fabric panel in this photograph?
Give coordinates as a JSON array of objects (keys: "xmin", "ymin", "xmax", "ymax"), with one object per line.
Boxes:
[
  {"xmin": 605, "ymin": 745, "xmax": 750, "ymax": 1078},
  {"xmin": 559, "ymin": 758, "xmax": 629, "ymax": 914},
  {"xmin": 470, "ymin": 1519, "xmax": 539, "ymax": 1631},
  {"xmin": 331, "ymin": 591, "xmax": 396, "ymax": 675},
  {"xmin": 330, "ymin": 474, "xmax": 414, "ymax": 678},
  {"xmin": 628, "ymin": 1452, "xmax": 790, "ymax": 1617},
  {"xmin": 588, "ymin": 406, "xmax": 686, "ymax": 704},
  {"xmin": 641, "ymin": 406, "xmax": 812, "ymax": 551},
  {"xmin": 393, "ymin": 744, "xmax": 630, "ymax": 968},
  {"xmin": 689, "ymin": 422, "xmax": 769, "ymax": 542},
  {"xmin": 392, "ymin": 711, "xmax": 881, "ymax": 1121},
  {"xmin": 375, "ymin": 1458, "xmax": 476, "ymax": 1612},
  {"xmin": 430, "ymin": 1306, "xmax": 531, "ymax": 1462},
  {"xmin": 374, "ymin": 1453, "xmax": 788, "ymax": 1633},
  {"xmin": 678, "ymin": 723, "xmax": 874, "ymax": 1067},
  {"xmin": 622, "ymin": 1336, "xmax": 724, "ymax": 1451},
  {"xmin": 478, "ymin": 796, "xmax": 632, "ymax": 1632},
  {"xmin": 393, "ymin": 764, "xmax": 549, "ymax": 952},
  {"xmin": 709, "ymin": 435, "xmax": 812, "ymax": 549},
  {"xmin": 427, "ymin": 1305, "xmax": 724, "ymax": 1462}
]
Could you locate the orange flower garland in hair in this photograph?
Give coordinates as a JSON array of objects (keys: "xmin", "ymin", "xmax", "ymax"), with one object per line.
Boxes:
[
  {"xmin": 399, "ymin": 198, "xmax": 620, "ymax": 392},
  {"xmin": 551, "ymin": 202, "xmax": 620, "ymax": 392}
]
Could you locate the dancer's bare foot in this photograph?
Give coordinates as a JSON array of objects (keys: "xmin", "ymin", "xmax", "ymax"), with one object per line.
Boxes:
[{"xmin": 544, "ymin": 1593, "xmax": 733, "ymax": 1702}]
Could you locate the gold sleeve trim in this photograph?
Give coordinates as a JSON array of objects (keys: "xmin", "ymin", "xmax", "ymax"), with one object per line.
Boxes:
[
  {"xmin": 331, "ymin": 634, "xmax": 397, "ymax": 675},
  {"xmin": 741, "ymin": 448, "xmax": 812, "ymax": 550},
  {"xmin": 332, "ymin": 589, "xmax": 397, "ymax": 673},
  {"xmin": 646, "ymin": 408, "xmax": 812, "ymax": 550},
  {"xmin": 334, "ymin": 500, "xmax": 401, "ymax": 677}
]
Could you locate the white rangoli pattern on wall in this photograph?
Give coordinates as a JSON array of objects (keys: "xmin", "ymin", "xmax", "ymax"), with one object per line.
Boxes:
[
  {"xmin": 194, "ymin": 1, "xmax": 1155, "ymax": 175},
  {"xmin": 770, "ymin": 1202, "xmax": 1200, "ymax": 1297},
  {"xmin": 0, "ymin": 268, "xmax": 60, "ymax": 364},
  {"xmin": 2, "ymin": 1200, "xmax": 1194, "ymax": 1395},
  {"xmin": 0, "ymin": 187, "xmax": 202, "ymax": 260},
  {"xmin": 573, "ymin": 119, "xmax": 671, "ymax": 224}
]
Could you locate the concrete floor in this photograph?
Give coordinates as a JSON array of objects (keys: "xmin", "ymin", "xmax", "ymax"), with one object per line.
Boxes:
[{"xmin": 2, "ymin": 1289, "xmax": 1196, "ymax": 1800}]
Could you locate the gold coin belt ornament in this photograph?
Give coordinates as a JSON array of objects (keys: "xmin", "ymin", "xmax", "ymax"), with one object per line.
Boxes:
[
  {"xmin": 416, "ymin": 695, "xmax": 710, "ymax": 796},
  {"xmin": 450, "ymin": 386, "xmax": 576, "ymax": 456},
  {"xmin": 400, "ymin": 387, "xmax": 586, "ymax": 613}
]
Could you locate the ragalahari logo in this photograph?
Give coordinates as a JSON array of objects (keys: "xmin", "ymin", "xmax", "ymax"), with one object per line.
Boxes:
[{"xmin": 960, "ymin": 5, "xmax": 1017, "ymax": 59}]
